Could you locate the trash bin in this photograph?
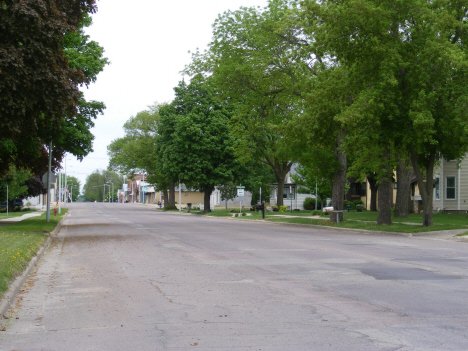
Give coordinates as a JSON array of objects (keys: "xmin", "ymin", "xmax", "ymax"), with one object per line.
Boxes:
[{"xmin": 187, "ymin": 203, "xmax": 192, "ymax": 211}]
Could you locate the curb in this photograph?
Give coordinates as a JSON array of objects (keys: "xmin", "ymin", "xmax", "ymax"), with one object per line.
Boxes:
[{"xmin": 0, "ymin": 214, "xmax": 66, "ymax": 323}]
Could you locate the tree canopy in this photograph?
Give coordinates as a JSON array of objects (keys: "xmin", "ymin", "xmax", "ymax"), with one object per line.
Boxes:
[
  {"xmin": 156, "ymin": 77, "xmax": 241, "ymax": 212},
  {"xmin": 302, "ymin": 0, "xmax": 468, "ymax": 225}
]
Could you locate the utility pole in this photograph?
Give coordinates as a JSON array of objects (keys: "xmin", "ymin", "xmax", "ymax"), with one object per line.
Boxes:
[
  {"xmin": 46, "ymin": 142, "xmax": 52, "ymax": 222},
  {"xmin": 58, "ymin": 171, "xmax": 61, "ymax": 214},
  {"xmin": 64, "ymin": 156, "xmax": 67, "ymax": 205}
]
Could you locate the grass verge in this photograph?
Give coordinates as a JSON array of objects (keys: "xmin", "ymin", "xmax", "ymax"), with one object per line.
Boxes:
[
  {"xmin": 179, "ymin": 208, "xmax": 468, "ymax": 233},
  {"xmin": 0, "ymin": 209, "xmax": 67, "ymax": 298},
  {"xmin": 265, "ymin": 217, "xmax": 467, "ymax": 233}
]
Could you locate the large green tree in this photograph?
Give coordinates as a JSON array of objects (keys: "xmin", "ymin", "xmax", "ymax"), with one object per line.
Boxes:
[
  {"xmin": 0, "ymin": 166, "xmax": 31, "ymax": 206},
  {"xmin": 302, "ymin": 0, "xmax": 468, "ymax": 226},
  {"xmin": 107, "ymin": 104, "xmax": 175, "ymax": 206},
  {"xmin": 156, "ymin": 77, "xmax": 241, "ymax": 213},
  {"xmin": 0, "ymin": 4, "xmax": 107, "ymax": 175},
  {"xmin": 83, "ymin": 170, "xmax": 122, "ymax": 202},
  {"xmin": 187, "ymin": 0, "xmax": 315, "ymax": 207},
  {"xmin": 66, "ymin": 176, "xmax": 81, "ymax": 202}
]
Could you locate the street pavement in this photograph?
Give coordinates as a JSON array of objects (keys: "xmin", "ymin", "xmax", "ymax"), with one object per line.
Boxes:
[{"xmin": 1, "ymin": 203, "xmax": 468, "ymax": 350}]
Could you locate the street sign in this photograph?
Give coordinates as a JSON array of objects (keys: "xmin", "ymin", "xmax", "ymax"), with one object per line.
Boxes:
[
  {"xmin": 237, "ymin": 189, "xmax": 245, "ymax": 197},
  {"xmin": 42, "ymin": 172, "xmax": 56, "ymax": 189},
  {"xmin": 236, "ymin": 185, "xmax": 245, "ymax": 189}
]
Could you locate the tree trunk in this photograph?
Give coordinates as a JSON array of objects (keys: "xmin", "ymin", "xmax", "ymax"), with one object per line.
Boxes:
[
  {"xmin": 203, "ymin": 185, "xmax": 214, "ymax": 213},
  {"xmin": 264, "ymin": 158, "xmax": 292, "ymax": 208},
  {"xmin": 394, "ymin": 157, "xmax": 413, "ymax": 218},
  {"xmin": 162, "ymin": 189, "xmax": 168, "ymax": 206},
  {"xmin": 376, "ymin": 179, "xmax": 392, "ymax": 225},
  {"xmin": 410, "ymin": 147, "xmax": 435, "ymax": 227},
  {"xmin": 225, "ymin": 199, "xmax": 228, "ymax": 210},
  {"xmin": 277, "ymin": 178, "xmax": 285, "ymax": 207},
  {"xmin": 368, "ymin": 174, "xmax": 378, "ymax": 212},
  {"xmin": 167, "ymin": 182, "xmax": 175, "ymax": 207},
  {"xmin": 330, "ymin": 130, "xmax": 347, "ymax": 223}
]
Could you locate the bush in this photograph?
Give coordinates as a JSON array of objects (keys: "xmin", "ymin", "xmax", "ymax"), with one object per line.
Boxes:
[
  {"xmin": 303, "ymin": 197, "xmax": 316, "ymax": 210},
  {"xmin": 356, "ymin": 204, "xmax": 364, "ymax": 212},
  {"xmin": 293, "ymin": 208, "xmax": 300, "ymax": 211},
  {"xmin": 311, "ymin": 210, "xmax": 322, "ymax": 216},
  {"xmin": 279, "ymin": 206, "xmax": 287, "ymax": 212},
  {"xmin": 353, "ymin": 199, "xmax": 363, "ymax": 205},
  {"xmin": 271, "ymin": 205, "xmax": 279, "ymax": 212},
  {"xmin": 162, "ymin": 205, "xmax": 178, "ymax": 211},
  {"xmin": 344, "ymin": 201, "xmax": 356, "ymax": 211}
]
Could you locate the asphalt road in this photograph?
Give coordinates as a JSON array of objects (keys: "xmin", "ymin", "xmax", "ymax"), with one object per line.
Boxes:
[{"xmin": 1, "ymin": 203, "xmax": 468, "ymax": 351}]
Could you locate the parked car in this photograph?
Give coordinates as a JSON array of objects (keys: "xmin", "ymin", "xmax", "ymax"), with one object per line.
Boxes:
[{"xmin": 0, "ymin": 199, "xmax": 23, "ymax": 207}]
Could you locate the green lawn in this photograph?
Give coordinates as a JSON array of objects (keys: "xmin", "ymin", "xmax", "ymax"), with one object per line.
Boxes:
[
  {"xmin": 0, "ymin": 209, "xmax": 67, "ymax": 298},
  {"xmin": 171, "ymin": 207, "xmax": 468, "ymax": 233}
]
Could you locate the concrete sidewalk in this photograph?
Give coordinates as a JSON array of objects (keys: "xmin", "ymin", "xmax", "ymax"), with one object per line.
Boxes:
[{"xmin": 0, "ymin": 209, "xmax": 46, "ymax": 223}]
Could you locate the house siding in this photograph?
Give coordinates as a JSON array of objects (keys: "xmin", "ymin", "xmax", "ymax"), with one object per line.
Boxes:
[{"xmin": 440, "ymin": 160, "xmax": 459, "ymax": 210}]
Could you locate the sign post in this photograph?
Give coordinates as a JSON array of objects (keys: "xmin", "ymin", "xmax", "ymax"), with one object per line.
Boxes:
[
  {"xmin": 236, "ymin": 186, "xmax": 245, "ymax": 215},
  {"xmin": 290, "ymin": 186, "xmax": 293, "ymax": 213}
]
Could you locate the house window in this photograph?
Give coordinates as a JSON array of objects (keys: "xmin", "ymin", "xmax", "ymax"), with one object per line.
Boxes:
[
  {"xmin": 446, "ymin": 176, "xmax": 456, "ymax": 200},
  {"xmin": 283, "ymin": 187, "xmax": 295, "ymax": 200},
  {"xmin": 350, "ymin": 183, "xmax": 361, "ymax": 196},
  {"xmin": 434, "ymin": 177, "xmax": 440, "ymax": 200}
]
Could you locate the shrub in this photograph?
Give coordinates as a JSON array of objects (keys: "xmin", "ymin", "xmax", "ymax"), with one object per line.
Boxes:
[
  {"xmin": 162, "ymin": 205, "xmax": 178, "ymax": 211},
  {"xmin": 279, "ymin": 206, "xmax": 287, "ymax": 212},
  {"xmin": 303, "ymin": 197, "xmax": 316, "ymax": 210},
  {"xmin": 344, "ymin": 201, "xmax": 356, "ymax": 210},
  {"xmin": 356, "ymin": 204, "xmax": 364, "ymax": 212},
  {"xmin": 293, "ymin": 208, "xmax": 300, "ymax": 211},
  {"xmin": 271, "ymin": 205, "xmax": 279, "ymax": 212},
  {"xmin": 311, "ymin": 210, "xmax": 322, "ymax": 216},
  {"xmin": 353, "ymin": 199, "xmax": 363, "ymax": 205},
  {"xmin": 242, "ymin": 212, "xmax": 246, "ymax": 217}
]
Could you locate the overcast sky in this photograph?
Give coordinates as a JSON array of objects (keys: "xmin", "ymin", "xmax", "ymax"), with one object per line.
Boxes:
[{"xmin": 66, "ymin": 0, "xmax": 268, "ymax": 191}]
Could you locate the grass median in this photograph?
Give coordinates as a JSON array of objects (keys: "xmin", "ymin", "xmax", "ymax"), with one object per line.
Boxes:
[{"xmin": 0, "ymin": 209, "xmax": 67, "ymax": 299}]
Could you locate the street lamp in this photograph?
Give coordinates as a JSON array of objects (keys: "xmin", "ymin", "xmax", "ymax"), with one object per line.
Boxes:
[
  {"xmin": 69, "ymin": 185, "xmax": 77, "ymax": 203},
  {"xmin": 103, "ymin": 183, "xmax": 108, "ymax": 202},
  {"xmin": 107, "ymin": 181, "xmax": 114, "ymax": 203}
]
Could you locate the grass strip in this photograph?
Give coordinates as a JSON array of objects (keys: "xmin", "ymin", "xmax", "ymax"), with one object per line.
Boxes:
[
  {"xmin": 265, "ymin": 217, "xmax": 466, "ymax": 233},
  {"xmin": 0, "ymin": 209, "xmax": 67, "ymax": 298}
]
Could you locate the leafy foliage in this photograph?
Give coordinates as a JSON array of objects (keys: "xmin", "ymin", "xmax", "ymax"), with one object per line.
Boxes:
[
  {"xmin": 83, "ymin": 170, "xmax": 123, "ymax": 202},
  {"xmin": 156, "ymin": 77, "xmax": 241, "ymax": 212}
]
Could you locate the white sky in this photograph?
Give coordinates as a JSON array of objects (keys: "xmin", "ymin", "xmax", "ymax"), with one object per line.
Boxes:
[{"xmin": 65, "ymin": 0, "xmax": 268, "ymax": 191}]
